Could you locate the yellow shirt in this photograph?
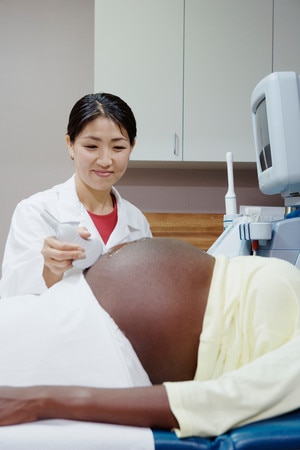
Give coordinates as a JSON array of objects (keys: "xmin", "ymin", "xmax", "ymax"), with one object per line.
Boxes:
[{"xmin": 164, "ymin": 255, "xmax": 300, "ymax": 437}]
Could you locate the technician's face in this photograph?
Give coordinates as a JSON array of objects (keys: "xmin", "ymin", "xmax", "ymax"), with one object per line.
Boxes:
[{"xmin": 66, "ymin": 116, "xmax": 134, "ymax": 193}]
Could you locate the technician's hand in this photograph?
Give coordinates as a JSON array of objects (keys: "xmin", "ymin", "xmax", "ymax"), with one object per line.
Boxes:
[{"xmin": 42, "ymin": 227, "xmax": 91, "ymax": 288}]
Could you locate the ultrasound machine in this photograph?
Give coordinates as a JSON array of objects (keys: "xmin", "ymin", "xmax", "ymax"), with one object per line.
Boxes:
[{"xmin": 208, "ymin": 71, "xmax": 300, "ymax": 268}]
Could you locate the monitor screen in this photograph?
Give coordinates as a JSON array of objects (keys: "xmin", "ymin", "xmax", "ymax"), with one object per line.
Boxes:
[{"xmin": 255, "ymin": 98, "xmax": 272, "ymax": 172}]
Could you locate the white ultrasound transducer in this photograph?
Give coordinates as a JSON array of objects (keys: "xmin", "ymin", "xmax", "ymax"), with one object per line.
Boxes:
[{"xmin": 41, "ymin": 210, "xmax": 103, "ymax": 270}]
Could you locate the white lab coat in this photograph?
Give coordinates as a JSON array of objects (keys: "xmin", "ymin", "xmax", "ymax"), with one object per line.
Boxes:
[{"xmin": 0, "ymin": 176, "xmax": 152, "ymax": 297}]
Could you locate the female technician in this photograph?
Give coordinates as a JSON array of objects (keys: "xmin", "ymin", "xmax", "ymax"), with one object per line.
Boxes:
[{"xmin": 0, "ymin": 93, "xmax": 151, "ymax": 297}]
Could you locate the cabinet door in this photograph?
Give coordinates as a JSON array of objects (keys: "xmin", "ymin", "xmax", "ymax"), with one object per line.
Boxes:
[
  {"xmin": 183, "ymin": 0, "xmax": 272, "ymax": 163},
  {"xmin": 273, "ymin": 0, "xmax": 300, "ymax": 74},
  {"xmin": 94, "ymin": 0, "xmax": 184, "ymax": 162}
]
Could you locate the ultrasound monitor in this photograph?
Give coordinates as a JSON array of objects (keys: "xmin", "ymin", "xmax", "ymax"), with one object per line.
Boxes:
[{"xmin": 251, "ymin": 72, "xmax": 300, "ymax": 206}]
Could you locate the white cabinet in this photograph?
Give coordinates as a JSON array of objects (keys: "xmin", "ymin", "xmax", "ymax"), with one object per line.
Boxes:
[
  {"xmin": 94, "ymin": 0, "xmax": 184, "ymax": 162},
  {"xmin": 95, "ymin": 1, "xmax": 299, "ymax": 163},
  {"xmin": 183, "ymin": 0, "xmax": 272, "ymax": 162},
  {"xmin": 273, "ymin": 0, "xmax": 300, "ymax": 74}
]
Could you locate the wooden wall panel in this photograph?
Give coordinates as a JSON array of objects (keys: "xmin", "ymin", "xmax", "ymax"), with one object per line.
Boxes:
[{"xmin": 144, "ymin": 213, "xmax": 223, "ymax": 251}]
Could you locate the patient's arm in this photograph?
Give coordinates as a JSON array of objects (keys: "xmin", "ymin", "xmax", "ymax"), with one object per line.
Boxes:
[
  {"xmin": 1, "ymin": 336, "xmax": 300, "ymax": 434},
  {"xmin": 0, "ymin": 385, "xmax": 178, "ymax": 429}
]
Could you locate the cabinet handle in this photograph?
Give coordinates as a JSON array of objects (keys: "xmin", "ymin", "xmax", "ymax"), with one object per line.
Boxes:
[{"xmin": 174, "ymin": 133, "xmax": 179, "ymax": 156}]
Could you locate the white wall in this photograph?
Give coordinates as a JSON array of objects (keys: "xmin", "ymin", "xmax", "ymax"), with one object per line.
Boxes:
[
  {"xmin": 0, "ymin": 0, "xmax": 94, "ymax": 261},
  {"xmin": 117, "ymin": 166, "xmax": 282, "ymax": 214}
]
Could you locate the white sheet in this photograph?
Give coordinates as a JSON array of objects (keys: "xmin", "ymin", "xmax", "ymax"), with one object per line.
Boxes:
[
  {"xmin": 0, "ymin": 273, "xmax": 154, "ymax": 450},
  {"xmin": 0, "ymin": 420, "xmax": 153, "ymax": 450}
]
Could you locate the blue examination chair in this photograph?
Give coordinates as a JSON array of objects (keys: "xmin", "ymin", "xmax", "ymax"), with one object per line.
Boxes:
[{"xmin": 153, "ymin": 408, "xmax": 300, "ymax": 449}]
